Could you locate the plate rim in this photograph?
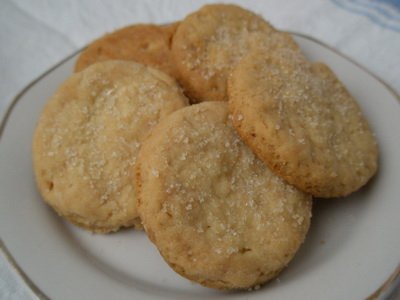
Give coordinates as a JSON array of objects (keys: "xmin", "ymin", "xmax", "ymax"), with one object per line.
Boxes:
[{"xmin": 0, "ymin": 32, "xmax": 399, "ymax": 300}]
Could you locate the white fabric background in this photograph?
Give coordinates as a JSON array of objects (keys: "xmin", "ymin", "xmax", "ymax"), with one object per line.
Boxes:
[{"xmin": 0, "ymin": 0, "xmax": 399, "ymax": 299}]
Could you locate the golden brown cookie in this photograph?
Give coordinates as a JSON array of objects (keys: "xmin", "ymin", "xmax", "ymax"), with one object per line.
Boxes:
[
  {"xmin": 136, "ymin": 102, "xmax": 312, "ymax": 289},
  {"xmin": 74, "ymin": 23, "xmax": 179, "ymax": 77},
  {"xmin": 171, "ymin": 4, "xmax": 299, "ymax": 103},
  {"xmin": 228, "ymin": 49, "xmax": 378, "ymax": 198},
  {"xmin": 33, "ymin": 60, "xmax": 188, "ymax": 233}
]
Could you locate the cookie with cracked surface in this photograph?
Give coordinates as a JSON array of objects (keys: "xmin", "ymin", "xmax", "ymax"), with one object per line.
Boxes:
[
  {"xmin": 228, "ymin": 49, "xmax": 378, "ymax": 198},
  {"xmin": 172, "ymin": 4, "xmax": 303, "ymax": 103},
  {"xmin": 33, "ymin": 60, "xmax": 188, "ymax": 233},
  {"xmin": 136, "ymin": 101, "xmax": 311, "ymax": 289},
  {"xmin": 74, "ymin": 23, "xmax": 179, "ymax": 77}
]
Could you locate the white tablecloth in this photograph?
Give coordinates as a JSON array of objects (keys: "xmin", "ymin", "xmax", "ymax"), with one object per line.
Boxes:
[{"xmin": 1, "ymin": 0, "xmax": 399, "ymax": 299}]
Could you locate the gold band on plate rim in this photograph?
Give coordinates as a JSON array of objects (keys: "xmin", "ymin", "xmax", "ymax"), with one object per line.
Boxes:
[{"xmin": 0, "ymin": 33, "xmax": 399, "ymax": 300}]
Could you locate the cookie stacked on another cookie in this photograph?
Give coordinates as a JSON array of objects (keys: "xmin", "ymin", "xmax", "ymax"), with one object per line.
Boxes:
[
  {"xmin": 33, "ymin": 60, "xmax": 188, "ymax": 233},
  {"xmin": 136, "ymin": 102, "xmax": 312, "ymax": 289},
  {"xmin": 228, "ymin": 48, "xmax": 378, "ymax": 197}
]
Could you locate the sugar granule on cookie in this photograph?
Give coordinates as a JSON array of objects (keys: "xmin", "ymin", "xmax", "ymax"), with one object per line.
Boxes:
[
  {"xmin": 136, "ymin": 101, "xmax": 312, "ymax": 289},
  {"xmin": 228, "ymin": 48, "xmax": 378, "ymax": 198},
  {"xmin": 32, "ymin": 60, "xmax": 188, "ymax": 233}
]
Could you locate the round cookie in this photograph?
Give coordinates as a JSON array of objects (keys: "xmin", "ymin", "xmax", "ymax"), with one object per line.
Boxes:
[
  {"xmin": 228, "ymin": 49, "xmax": 378, "ymax": 198},
  {"xmin": 172, "ymin": 4, "xmax": 291, "ymax": 103},
  {"xmin": 74, "ymin": 23, "xmax": 179, "ymax": 77},
  {"xmin": 136, "ymin": 102, "xmax": 312, "ymax": 289},
  {"xmin": 33, "ymin": 60, "xmax": 188, "ymax": 233}
]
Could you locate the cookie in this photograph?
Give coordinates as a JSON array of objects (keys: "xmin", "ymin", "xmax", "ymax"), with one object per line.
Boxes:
[
  {"xmin": 74, "ymin": 23, "xmax": 179, "ymax": 77},
  {"xmin": 228, "ymin": 49, "xmax": 378, "ymax": 198},
  {"xmin": 32, "ymin": 60, "xmax": 188, "ymax": 233},
  {"xmin": 171, "ymin": 4, "xmax": 299, "ymax": 103},
  {"xmin": 136, "ymin": 102, "xmax": 312, "ymax": 289}
]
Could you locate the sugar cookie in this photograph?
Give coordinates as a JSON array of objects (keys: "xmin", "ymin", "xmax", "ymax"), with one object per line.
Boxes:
[
  {"xmin": 33, "ymin": 60, "xmax": 188, "ymax": 233},
  {"xmin": 172, "ymin": 4, "xmax": 297, "ymax": 102},
  {"xmin": 136, "ymin": 102, "xmax": 311, "ymax": 289},
  {"xmin": 229, "ymin": 49, "xmax": 378, "ymax": 197}
]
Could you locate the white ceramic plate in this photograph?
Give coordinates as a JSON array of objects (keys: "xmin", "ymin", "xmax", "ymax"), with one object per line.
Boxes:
[{"xmin": 0, "ymin": 33, "xmax": 399, "ymax": 300}]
